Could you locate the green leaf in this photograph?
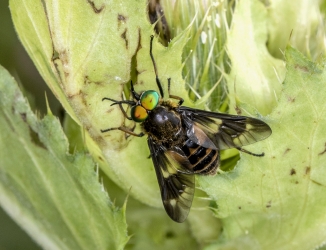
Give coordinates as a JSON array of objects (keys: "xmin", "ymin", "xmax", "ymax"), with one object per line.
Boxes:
[
  {"xmin": 226, "ymin": 0, "xmax": 285, "ymax": 115},
  {"xmin": 9, "ymin": 0, "xmax": 192, "ymax": 209},
  {"xmin": 10, "ymin": 0, "xmax": 326, "ymax": 248},
  {"xmin": 161, "ymin": 0, "xmax": 232, "ymax": 111},
  {"xmin": 266, "ymin": 0, "xmax": 326, "ymax": 60},
  {"xmin": 125, "ymin": 194, "xmax": 199, "ymax": 250},
  {"xmin": 199, "ymin": 47, "xmax": 326, "ymax": 249},
  {"xmin": 0, "ymin": 65, "xmax": 128, "ymax": 249}
]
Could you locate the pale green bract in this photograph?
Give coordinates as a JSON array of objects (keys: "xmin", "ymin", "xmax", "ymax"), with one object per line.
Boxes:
[
  {"xmin": 199, "ymin": 47, "xmax": 326, "ymax": 249},
  {"xmin": 9, "ymin": 0, "xmax": 190, "ymax": 209},
  {"xmin": 227, "ymin": 0, "xmax": 285, "ymax": 116},
  {"xmin": 5, "ymin": 0, "xmax": 326, "ymax": 249},
  {"xmin": 0, "ymin": 65, "xmax": 128, "ymax": 249}
]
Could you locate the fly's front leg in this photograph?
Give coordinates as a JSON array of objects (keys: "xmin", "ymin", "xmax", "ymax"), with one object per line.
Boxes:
[
  {"xmin": 167, "ymin": 78, "xmax": 184, "ymax": 106},
  {"xmin": 101, "ymin": 97, "xmax": 143, "ymax": 136},
  {"xmin": 149, "ymin": 35, "xmax": 164, "ymax": 98},
  {"xmin": 102, "ymin": 97, "xmax": 135, "ymax": 120},
  {"xmin": 101, "ymin": 127, "xmax": 145, "ymax": 137},
  {"xmin": 130, "ymin": 80, "xmax": 140, "ymax": 101}
]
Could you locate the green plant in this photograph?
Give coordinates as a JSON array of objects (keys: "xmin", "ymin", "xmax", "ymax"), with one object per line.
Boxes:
[{"xmin": 1, "ymin": 0, "xmax": 326, "ymax": 249}]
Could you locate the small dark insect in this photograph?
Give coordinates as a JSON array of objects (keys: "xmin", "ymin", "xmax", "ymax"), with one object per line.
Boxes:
[
  {"xmin": 148, "ymin": 0, "xmax": 171, "ymax": 46},
  {"xmin": 101, "ymin": 35, "xmax": 272, "ymax": 223}
]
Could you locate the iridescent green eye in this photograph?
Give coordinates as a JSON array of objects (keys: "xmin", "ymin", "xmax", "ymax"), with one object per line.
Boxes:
[
  {"xmin": 140, "ymin": 90, "xmax": 159, "ymax": 111},
  {"xmin": 131, "ymin": 105, "xmax": 148, "ymax": 122}
]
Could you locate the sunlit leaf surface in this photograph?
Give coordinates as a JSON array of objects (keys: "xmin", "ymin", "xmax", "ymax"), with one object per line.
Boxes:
[
  {"xmin": 10, "ymin": 0, "xmax": 191, "ymax": 208},
  {"xmin": 0, "ymin": 65, "xmax": 128, "ymax": 250},
  {"xmin": 200, "ymin": 47, "xmax": 326, "ymax": 250}
]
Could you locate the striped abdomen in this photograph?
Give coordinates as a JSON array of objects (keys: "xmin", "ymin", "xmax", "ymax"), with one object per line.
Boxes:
[{"xmin": 181, "ymin": 139, "xmax": 219, "ymax": 175}]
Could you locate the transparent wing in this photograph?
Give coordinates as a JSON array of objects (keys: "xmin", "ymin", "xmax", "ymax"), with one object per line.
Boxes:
[
  {"xmin": 179, "ymin": 107, "xmax": 272, "ymax": 150},
  {"xmin": 147, "ymin": 137, "xmax": 195, "ymax": 223}
]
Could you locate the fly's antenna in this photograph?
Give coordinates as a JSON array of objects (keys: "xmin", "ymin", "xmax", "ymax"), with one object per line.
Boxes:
[{"xmin": 150, "ymin": 35, "xmax": 164, "ymax": 98}]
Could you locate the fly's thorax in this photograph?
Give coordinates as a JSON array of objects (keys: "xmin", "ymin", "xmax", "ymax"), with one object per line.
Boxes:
[
  {"xmin": 142, "ymin": 105, "xmax": 183, "ymax": 143},
  {"xmin": 160, "ymin": 99, "xmax": 179, "ymax": 109}
]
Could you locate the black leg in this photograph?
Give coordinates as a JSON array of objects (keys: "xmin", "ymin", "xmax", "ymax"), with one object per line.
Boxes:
[
  {"xmin": 236, "ymin": 147, "xmax": 265, "ymax": 157},
  {"xmin": 167, "ymin": 78, "xmax": 184, "ymax": 106},
  {"xmin": 102, "ymin": 98, "xmax": 135, "ymax": 120},
  {"xmin": 102, "ymin": 97, "xmax": 135, "ymax": 106},
  {"xmin": 101, "ymin": 127, "xmax": 145, "ymax": 137},
  {"xmin": 150, "ymin": 35, "xmax": 164, "ymax": 98},
  {"xmin": 130, "ymin": 80, "xmax": 140, "ymax": 100}
]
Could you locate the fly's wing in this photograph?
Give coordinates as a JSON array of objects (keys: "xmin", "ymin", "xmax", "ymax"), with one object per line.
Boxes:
[
  {"xmin": 180, "ymin": 107, "xmax": 272, "ymax": 150},
  {"xmin": 147, "ymin": 137, "xmax": 195, "ymax": 223}
]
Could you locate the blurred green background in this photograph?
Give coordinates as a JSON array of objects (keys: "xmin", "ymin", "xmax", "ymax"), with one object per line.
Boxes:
[{"xmin": 0, "ymin": 1, "xmax": 60, "ymax": 249}]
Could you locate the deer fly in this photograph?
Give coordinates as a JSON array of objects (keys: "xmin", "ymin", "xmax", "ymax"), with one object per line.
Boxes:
[{"xmin": 101, "ymin": 35, "xmax": 272, "ymax": 223}]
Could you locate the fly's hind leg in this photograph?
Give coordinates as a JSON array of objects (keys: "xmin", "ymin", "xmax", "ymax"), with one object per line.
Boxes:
[{"xmin": 236, "ymin": 147, "xmax": 265, "ymax": 157}]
